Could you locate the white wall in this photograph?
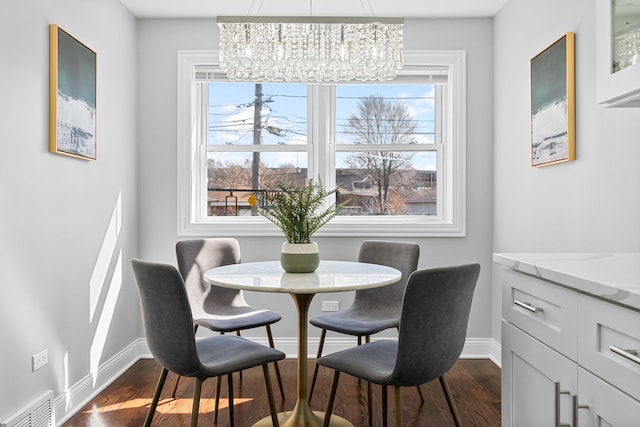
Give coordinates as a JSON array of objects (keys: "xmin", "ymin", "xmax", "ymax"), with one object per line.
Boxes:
[
  {"xmin": 136, "ymin": 18, "xmax": 496, "ymax": 346},
  {"xmin": 0, "ymin": 10, "xmax": 496, "ymax": 421},
  {"xmin": 0, "ymin": 0, "xmax": 138, "ymax": 422},
  {"xmin": 492, "ymin": 0, "xmax": 640, "ymax": 340}
]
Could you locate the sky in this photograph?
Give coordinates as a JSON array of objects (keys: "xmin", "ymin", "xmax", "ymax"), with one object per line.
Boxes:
[{"xmin": 207, "ymin": 82, "xmax": 437, "ymax": 170}]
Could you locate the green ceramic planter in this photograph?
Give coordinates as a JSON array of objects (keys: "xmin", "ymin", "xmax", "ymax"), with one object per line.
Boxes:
[{"xmin": 280, "ymin": 242, "xmax": 320, "ymax": 273}]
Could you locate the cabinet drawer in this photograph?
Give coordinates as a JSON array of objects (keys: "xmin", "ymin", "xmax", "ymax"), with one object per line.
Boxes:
[
  {"xmin": 502, "ymin": 268, "xmax": 578, "ymax": 360},
  {"xmin": 578, "ymin": 294, "xmax": 640, "ymax": 401}
]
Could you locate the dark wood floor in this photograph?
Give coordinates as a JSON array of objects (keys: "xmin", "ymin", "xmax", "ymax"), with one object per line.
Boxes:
[{"xmin": 62, "ymin": 358, "xmax": 500, "ymax": 426}]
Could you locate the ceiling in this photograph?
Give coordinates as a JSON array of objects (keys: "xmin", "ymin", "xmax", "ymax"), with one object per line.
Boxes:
[{"xmin": 119, "ymin": 0, "xmax": 509, "ymax": 19}]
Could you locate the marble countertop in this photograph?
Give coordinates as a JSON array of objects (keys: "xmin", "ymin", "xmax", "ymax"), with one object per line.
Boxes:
[{"xmin": 493, "ymin": 253, "xmax": 640, "ymax": 311}]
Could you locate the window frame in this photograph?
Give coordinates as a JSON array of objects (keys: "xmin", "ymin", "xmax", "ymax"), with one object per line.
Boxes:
[{"xmin": 177, "ymin": 50, "xmax": 467, "ymax": 237}]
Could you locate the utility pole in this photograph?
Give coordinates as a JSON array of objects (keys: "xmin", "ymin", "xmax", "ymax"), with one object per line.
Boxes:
[{"xmin": 252, "ymin": 84, "xmax": 262, "ymax": 190}]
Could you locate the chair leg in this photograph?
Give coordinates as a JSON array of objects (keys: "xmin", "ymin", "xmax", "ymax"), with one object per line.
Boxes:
[
  {"xmin": 170, "ymin": 374, "xmax": 181, "ymax": 399},
  {"xmin": 262, "ymin": 364, "xmax": 280, "ymax": 427},
  {"xmin": 266, "ymin": 324, "xmax": 285, "ymax": 400},
  {"xmin": 439, "ymin": 375, "xmax": 462, "ymax": 427},
  {"xmin": 144, "ymin": 367, "xmax": 168, "ymax": 427},
  {"xmin": 235, "ymin": 331, "xmax": 243, "ymax": 381},
  {"xmin": 382, "ymin": 385, "xmax": 388, "ymax": 427},
  {"xmin": 309, "ymin": 328, "xmax": 327, "ymax": 402},
  {"xmin": 323, "ymin": 371, "xmax": 340, "ymax": 427},
  {"xmin": 416, "ymin": 384, "xmax": 425, "ymax": 403},
  {"xmin": 190, "ymin": 377, "xmax": 203, "ymax": 427},
  {"xmin": 214, "ymin": 376, "xmax": 222, "ymax": 423},
  {"xmin": 394, "ymin": 385, "xmax": 403, "ymax": 427},
  {"xmin": 357, "ymin": 336, "xmax": 363, "ymax": 385},
  {"xmin": 228, "ymin": 373, "xmax": 235, "ymax": 427}
]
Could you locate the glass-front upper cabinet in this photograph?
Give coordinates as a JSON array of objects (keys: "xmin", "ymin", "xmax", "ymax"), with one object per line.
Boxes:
[{"xmin": 596, "ymin": 0, "xmax": 640, "ymax": 107}]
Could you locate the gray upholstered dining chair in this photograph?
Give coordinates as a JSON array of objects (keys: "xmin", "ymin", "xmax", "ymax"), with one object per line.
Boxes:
[
  {"xmin": 318, "ymin": 263, "xmax": 481, "ymax": 427},
  {"xmin": 308, "ymin": 240, "xmax": 420, "ymax": 402},
  {"xmin": 174, "ymin": 238, "xmax": 285, "ymax": 413},
  {"xmin": 131, "ymin": 258, "xmax": 285, "ymax": 427}
]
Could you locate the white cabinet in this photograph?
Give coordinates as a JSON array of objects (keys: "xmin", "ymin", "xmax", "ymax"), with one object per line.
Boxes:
[
  {"xmin": 578, "ymin": 368, "xmax": 640, "ymax": 427},
  {"xmin": 596, "ymin": 0, "xmax": 640, "ymax": 107},
  {"xmin": 500, "ymin": 266, "xmax": 640, "ymax": 427},
  {"xmin": 502, "ymin": 321, "xmax": 577, "ymax": 426}
]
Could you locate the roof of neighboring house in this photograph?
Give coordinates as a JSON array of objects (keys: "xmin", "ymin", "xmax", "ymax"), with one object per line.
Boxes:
[{"xmin": 404, "ymin": 188, "xmax": 437, "ymax": 203}]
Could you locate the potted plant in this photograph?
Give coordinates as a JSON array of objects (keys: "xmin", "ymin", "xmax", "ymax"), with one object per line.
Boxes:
[{"xmin": 254, "ymin": 179, "xmax": 344, "ymax": 273}]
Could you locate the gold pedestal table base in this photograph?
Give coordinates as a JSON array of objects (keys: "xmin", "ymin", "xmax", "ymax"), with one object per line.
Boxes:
[{"xmin": 253, "ymin": 410, "xmax": 352, "ymax": 427}]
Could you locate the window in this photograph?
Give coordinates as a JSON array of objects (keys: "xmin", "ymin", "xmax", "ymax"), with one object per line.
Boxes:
[
  {"xmin": 178, "ymin": 51, "xmax": 466, "ymax": 237},
  {"xmin": 205, "ymin": 82, "xmax": 310, "ymax": 216}
]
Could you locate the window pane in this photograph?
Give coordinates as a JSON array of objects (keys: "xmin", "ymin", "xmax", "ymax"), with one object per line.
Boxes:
[
  {"xmin": 336, "ymin": 84, "xmax": 436, "ymax": 145},
  {"xmin": 336, "ymin": 151, "xmax": 437, "ymax": 216},
  {"xmin": 335, "ymin": 84, "xmax": 437, "ymax": 216},
  {"xmin": 207, "ymin": 151, "xmax": 308, "ymax": 216},
  {"xmin": 208, "ymin": 82, "xmax": 307, "ymax": 146}
]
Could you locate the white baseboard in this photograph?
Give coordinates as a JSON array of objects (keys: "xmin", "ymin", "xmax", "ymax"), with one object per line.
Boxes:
[
  {"xmin": 487, "ymin": 338, "xmax": 502, "ymax": 368},
  {"xmin": 54, "ymin": 339, "xmax": 147, "ymax": 426},
  {"xmin": 54, "ymin": 336, "xmax": 501, "ymax": 424},
  {"xmin": 254, "ymin": 336, "xmax": 501, "ymax": 366}
]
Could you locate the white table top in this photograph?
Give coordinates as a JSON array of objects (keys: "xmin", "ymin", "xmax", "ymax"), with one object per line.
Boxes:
[
  {"xmin": 493, "ymin": 252, "xmax": 640, "ymax": 311},
  {"xmin": 203, "ymin": 260, "xmax": 401, "ymax": 294}
]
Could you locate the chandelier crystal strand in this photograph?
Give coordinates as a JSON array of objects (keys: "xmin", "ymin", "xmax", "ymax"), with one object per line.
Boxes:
[
  {"xmin": 217, "ymin": 17, "xmax": 404, "ymax": 82},
  {"xmin": 613, "ymin": 27, "xmax": 640, "ymax": 73}
]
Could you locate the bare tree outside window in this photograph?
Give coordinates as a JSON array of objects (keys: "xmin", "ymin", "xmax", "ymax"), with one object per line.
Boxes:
[{"xmin": 344, "ymin": 95, "xmax": 417, "ymax": 213}]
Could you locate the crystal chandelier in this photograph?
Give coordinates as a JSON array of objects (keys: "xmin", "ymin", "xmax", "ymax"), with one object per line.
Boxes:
[
  {"xmin": 217, "ymin": 16, "xmax": 404, "ymax": 82},
  {"xmin": 613, "ymin": 27, "xmax": 640, "ymax": 73}
]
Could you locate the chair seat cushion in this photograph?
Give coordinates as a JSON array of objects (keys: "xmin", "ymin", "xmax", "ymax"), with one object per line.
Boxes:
[
  {"xmin": 309, "ymin": 308, "xmax": 399, "ymax": 336},
  {"xmin": 318, "ymin": 340, "xmax": 398, "ymax": 385},
  {"xmin": 195, "ymin": 335, "xmax": 285, "ymax": 376},
  {"xmin": 194, "ymin": 307, "xmax": 282, "ymax": 332}
]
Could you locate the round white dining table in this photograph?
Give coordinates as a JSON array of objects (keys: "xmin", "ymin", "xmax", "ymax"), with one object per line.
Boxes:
[{"xmin": 203, "ymin": 260, "xmax": 401, "ymax": 427}]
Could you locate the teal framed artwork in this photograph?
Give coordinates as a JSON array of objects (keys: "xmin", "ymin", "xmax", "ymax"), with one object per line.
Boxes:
[
  {"xmin": 530, "ymin": 32, "xmax": 575, "ymax": 167},
  {"xmin": 49, "ymin": 25, "xmax": 97, "ymax": 160}
]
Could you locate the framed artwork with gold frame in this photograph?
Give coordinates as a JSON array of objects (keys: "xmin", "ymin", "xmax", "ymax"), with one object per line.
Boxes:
[
  {"xmin": 530, "ymin": 32, "xmax": 575, "ymax": 167},
  {"xmin": 49, "ymin": 24, "xmax": 97, "ymax": 160}
]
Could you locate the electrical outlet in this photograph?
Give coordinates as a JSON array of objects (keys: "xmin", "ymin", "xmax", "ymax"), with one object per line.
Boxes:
[
  {"xmin": 322, "ymin": 301, "xmax": 340, "ymax": 312},
  {"xmin": 32, "ymin": 349, "xmax": 48, "ymax": 371}
]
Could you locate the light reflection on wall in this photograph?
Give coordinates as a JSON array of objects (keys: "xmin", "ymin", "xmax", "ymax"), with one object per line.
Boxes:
[
  {"xmin": 89, "ymin": 194, "xmax": 121, "ymax": 323},
  {"xmin": 87, "ymin": 192, "xmax": 123, "ymax": 387},
  {"xmin": 89, "ymin": 251, "xmax": 123, "ymax": 386}
]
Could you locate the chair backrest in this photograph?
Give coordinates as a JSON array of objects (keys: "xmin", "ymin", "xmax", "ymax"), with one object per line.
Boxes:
[
  {"xmin": 392, "ymin": 263, "xmax": 480, "ymax": 386},
  {"xmin": 131, "ymin": 258, "xmax": 203, "ymax": 376},
  {"xmin": 352, "ymin": 240, "xmax": 420, "ymax": 311},
  {"xmin": 175, "ymin": 238, "xmax": 245, "ymax": 316}
]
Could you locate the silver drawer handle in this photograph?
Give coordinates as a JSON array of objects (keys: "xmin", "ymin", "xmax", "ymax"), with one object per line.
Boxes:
[
  {"xmin": 609, "ymin": 345, "xmax": 640, "ymax": 365},
  {"xmin": 555, "ymin": 381, "xmax": 571, "ymax": 427},
  {"xmin": 514, "ymin": 299, "xmax": 544, "ymax": 313},
  {"xmin": 572, "ymin": 394, "xmax": 589, "ymax": 427}
]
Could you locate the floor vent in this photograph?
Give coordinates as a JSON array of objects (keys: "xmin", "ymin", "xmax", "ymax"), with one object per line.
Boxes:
[{"xmin": 0, "ymin": 391, "xmax": 54, "ymax": 427}]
